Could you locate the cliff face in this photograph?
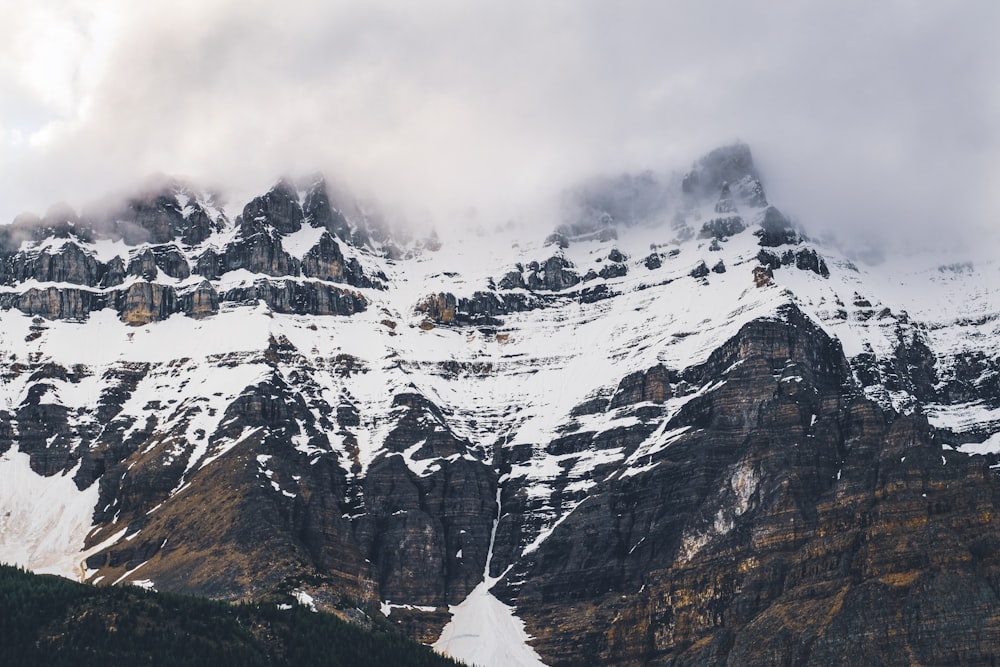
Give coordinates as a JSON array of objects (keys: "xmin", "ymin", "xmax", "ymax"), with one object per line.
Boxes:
[
  {"xmin": 2, "ymin": 146, "xmax": 1000, "ymax": 667},
  {"xmin": 0, "ymin": 179, "xmax": 379, "ymax": 324},
  {"xmin": 495, "ymin": 307, "xmax": 1000, "ymax": 665}
]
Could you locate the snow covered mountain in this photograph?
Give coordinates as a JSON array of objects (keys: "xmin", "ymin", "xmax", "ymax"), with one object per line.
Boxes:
[{"xmin": 2, "ymin": 144, "xmax": 1000, "ymax": 666}]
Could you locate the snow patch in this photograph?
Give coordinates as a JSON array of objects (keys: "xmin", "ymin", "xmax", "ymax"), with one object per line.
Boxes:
[
  {"xmin": 433, "ymin": 581, "xmax": 547, "ymax": 667},
  {"xmin": 0, "ymin": 450, "xmax": 102, "ymax": 580}
]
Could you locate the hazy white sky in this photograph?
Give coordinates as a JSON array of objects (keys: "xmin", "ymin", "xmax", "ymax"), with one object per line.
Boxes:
[{"xmin": 1, "ymin": 0, "xmax": 998, "ymax": 237}]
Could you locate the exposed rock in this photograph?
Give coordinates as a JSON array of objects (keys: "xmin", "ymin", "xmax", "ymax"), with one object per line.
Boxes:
[
  {"xmin": 127, "ymin": 248, "xmax": 159, "ymax": 280},
  {"xmin": 8, "ymin": 242, "xmax": 101, "ymax": 286},
  {"xmin": 712, "ymin": 259, "xmax": 727, "ymax": 274},
  {"xmin": 497, "ymin": 269, "xmax": 526, "ymax": 290},
  {"xmin": 14, "ymin": 384, "xmax": 77, "ymax": 476},
  {"xmin": 301, "ymin": 232, "xmax": 378, "ymax": 288},
  {"xmin": 302, "ymin": 178, "xmax": 352, "ymax": 240},
  {"xmin": 415, "ymin": 293, "xmax": 458, "ymax": 324},
  {"xmin": 100, "ymin": 256, "xmax": 126, "ymax": 288},
  {"xmin": 610, "ymin": 365, "xmax": 681, "ymax": 409},
  {"xmin": 150, "ymin": 245, "xmax": 191, "ymax": 280},
  {"xmin": 357, "ymin": 393, "xmax": 497, "ymax": 614},
  {"xmin": 192, "ymin": 248, "xmax": 224, "ymax": 280},
  {"xmin": 794, "ymin": 247, "xmax": 830, "ymax": 277},
  {"xmin": 699, "ymin": 216, "xmax": 746, "ymax": 240},
  {"xmin": 180, "ymin": 281, "xmax": 220, "ymax": 319},
  {"xmin": 223, "ymin": 225, "xmax": 299, "ymax": 277},
  {"xmin": 115, "ymin": 281, "xmax": 178, "ymax": 325},
  {"xmin": 240, "ymin": 179, "xmax": 303, "ymax": 235},
  {"xmin": 578, "ymin": 284, "xmax": 619, "ymax": 303},
  {"xmin": 179, "ymin": 204, "xmax": 219, "ymax": 245},
  {"xmin": 644, "ymin": 253, "xmax": 662, "ymax": 270},
  {"xmin": 753, "ymin": 265, "xmax": 774, "ymax": 287},
  {"xmin": 598, "ymin": 262, "xmax": 628, "ymax": 280},
  {"xmin": 1, "ymin": 286, "xmax": 102, "ymax": 320},
  {"xmin": 526, "ymin": 256, "xmax": 580, "ymax": 291},
  {"xmin": 756, "ymin": 206, "xmax": 799, "ymax": 247},
  {"xmin": 690, "ymin": 261, "xmax": 710, "ymax": 279},
  {"xmin": 220, "ymin": 278, "xmax": 366, "ymax": 316},
  {"xmin": 114, "ymin": 193, "xmax": 187, "ymax": 245},
  {"xmin": 757, "ymin": 247, "xmax": 829, "ymax": 277},
  {"xmin": 416, "ymin": 290, "xmax": 542, "ymax": 326}
]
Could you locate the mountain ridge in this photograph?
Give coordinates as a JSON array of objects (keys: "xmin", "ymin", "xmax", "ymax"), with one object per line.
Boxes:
[{"xmin": 1, "ymin": 143, "xmax": 999, "ymax": 666}]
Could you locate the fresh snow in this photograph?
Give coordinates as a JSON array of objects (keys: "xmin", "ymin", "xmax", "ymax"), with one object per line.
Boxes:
[
  {"xmin": 0, "ymin": 450, "xmax": 106, "ymax": 579},
  {"xmin": 281, "ymin": 225, "xmax": 326, "ymax": 259},
  {"xmin": 435, "ymin": 488, "xmax": 546, "ymax": 667},
  {"xmin": 433, "ymin": 581, "xmax": 547, "ymax": 667},
  {"xmin": 2, "ymin": 170, "xmax": 999, "ymax": 664}
]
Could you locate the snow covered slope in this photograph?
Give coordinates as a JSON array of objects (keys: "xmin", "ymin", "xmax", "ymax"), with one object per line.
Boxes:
[{"xmin": 1, "ymin": 144, "xmax": 999, "ymax": 666}]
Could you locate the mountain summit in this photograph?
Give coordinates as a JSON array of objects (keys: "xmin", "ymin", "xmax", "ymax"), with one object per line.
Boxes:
[{"xmin": 2, "ymin": 144, "xmax": 999, "ymax": 666}]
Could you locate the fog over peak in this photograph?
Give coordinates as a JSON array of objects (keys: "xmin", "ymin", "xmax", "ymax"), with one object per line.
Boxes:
[{"xmin": 1, "ymin": 1, "xmax": 998, "ymax": 243}]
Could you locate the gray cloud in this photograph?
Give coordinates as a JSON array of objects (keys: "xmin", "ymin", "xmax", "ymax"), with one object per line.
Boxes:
[{"xmin": 1, "ymin": 0, "xmax": 998, "ymax": 241}]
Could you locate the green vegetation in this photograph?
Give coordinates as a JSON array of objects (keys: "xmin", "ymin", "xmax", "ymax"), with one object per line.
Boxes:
[{"xmin": 0, "ymin": 565, "xmax": 462, "ymax": 666}]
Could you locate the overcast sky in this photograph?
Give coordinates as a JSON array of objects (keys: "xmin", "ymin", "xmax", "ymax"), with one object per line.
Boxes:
[{"xmin": 1, "ymin": 0, "xmax": 998, "ymax": 239}]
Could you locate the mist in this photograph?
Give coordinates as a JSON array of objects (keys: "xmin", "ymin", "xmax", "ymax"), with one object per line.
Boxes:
[{"xmin": 1, "ymin": 1, "xmax": 998, "ymax": 243}]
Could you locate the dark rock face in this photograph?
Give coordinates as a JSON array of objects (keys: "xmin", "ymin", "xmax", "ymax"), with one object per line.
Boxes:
[
  {"xmin": 127, "ymin": 248, "xmax": 159, "ymax": 281},
  {"xmin": 644, "ymin": 253, "xmax": 662, "ymax": 270},
  {"xmin": 699, "ymin": 216, "xmax": 746, "ymax": 240},
  {"xmin": 116, "ymin": 193, "xmax": 187, "ymax": 244},
  {"xmin": 497, "ymin": 270, "xmax": 526, "ymax": 290},
  {"xmin": 220, "ymin": 279, "xmax": 366, "ymax": 316},
  {"xmin": 757, "ymin": 247, "xmax": 830, "ymax": 278},
  {"xmin": 14, "ymin": 383, "xmax": 78, "ymax": 476},
  {"xmin": 100, "ymin": 256, "xmax": 126, "ymax": 287},
  {"xmin": 193, "ymin": 248, "xmax": 224, "ymax": 280},
  {"xmin": 690, "ymin": 261, "xmax": 710, "ymax": 279},
  {"xmin": 303, "ymin": 179, "xmax": 352, "ymax": 240},
  {"xmin": 301, "ymin": 232, "xmax": 379, "ymax": 288},
  {"xmin": 851, "ymin": 325, "xmax": 939, "ymax": 407},
  {"xmin": 598, "ymin": 262, "xmax": 628, "ymax": 280},
  {"xmin": 794, "ymin": 247, "xmax": 830, "ymax": 277},
  {"xmin": 223, "ymin": 224, "xmax": 299, "ymax": 278},
  {"xmin": 416, "ymin": 290, "xmax": 542, "ymax": 326},
  {"xmin": 0, "ymin": 286, "xmax": 102, "ymax": 320},
  {"xmin": 151, "ymin": 245, "xmax": 191, "ymax": 280},
  {"xmin": 938, "ymin": 351, "xmax": 1000, "ymax": 407},
  {"xmin": 351, "ymin": 392, "xmax": 498, "ymax": 641},
  {"xmin": 126, "ymin": 245, "xmax": 190, "ymax": 281},
  {"xmin": 240, "ymin": 180, "xmax": 303, "ymax": 235},
  {"xmin": 180, "ymin": 281, "xmax": 220, "ymax": 319},
  {"xmin": 609, "ymin": 365, "xmax": 681, "ymax": 409},
  {"xmin": 526, "ymin": 256, "xmax": 581, "ymax": 292},
  {"xmin": 7, "ymin": 242, "xmax": 101, "ymax": 286},
  {"xmin": 115, "ymin": 281, "xmax": 178, "ymax": 325},
  {"xmin": 481, "ymin": 306, "xmax": 1000, "ymax": 666},
  {"xmin": 753, "ymin": 265, "xmax": 774, "ymax": 287},
  {"xmin": 180, "ymin": 204, "xmax": 219, "ymax": 245},
  {"xmin": 756, "ymin": 206, "xmax": 799, "ymax": 247}
]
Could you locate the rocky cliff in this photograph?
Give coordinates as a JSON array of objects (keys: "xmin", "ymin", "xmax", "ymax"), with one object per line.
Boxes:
[{"xmin": 1, "ymin": 144, "xmax": 999, "ymax": 666}]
